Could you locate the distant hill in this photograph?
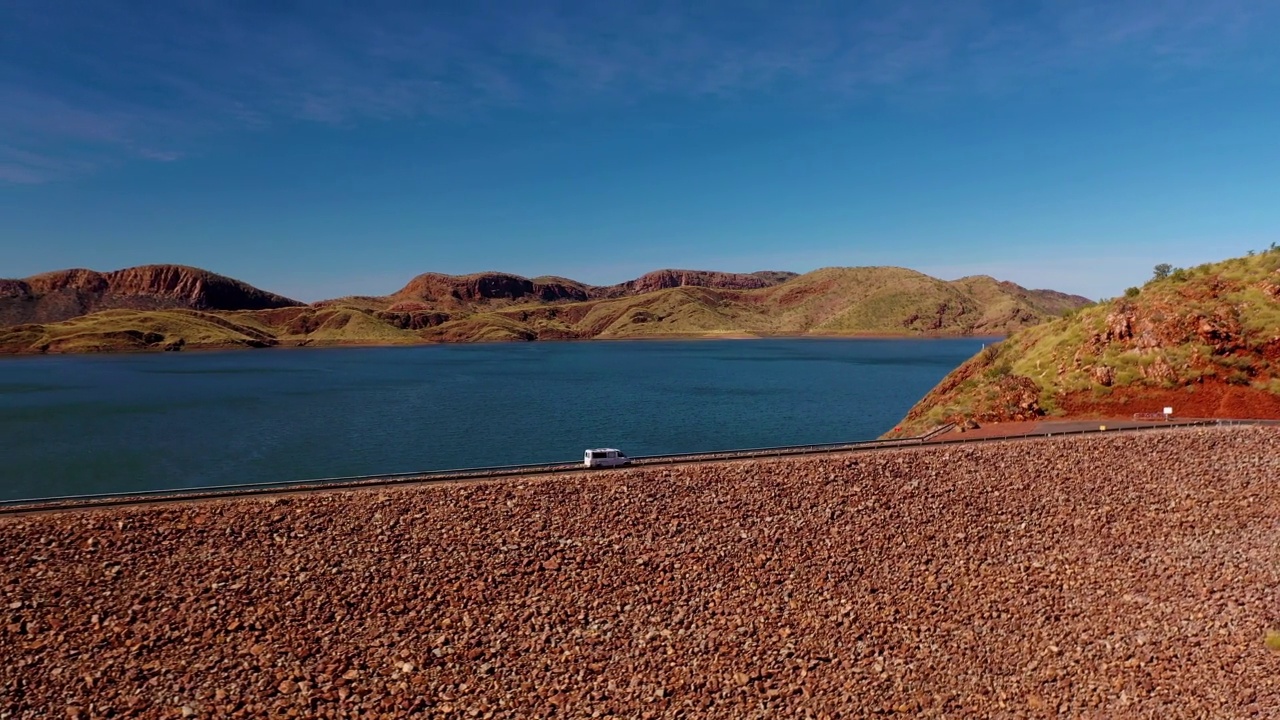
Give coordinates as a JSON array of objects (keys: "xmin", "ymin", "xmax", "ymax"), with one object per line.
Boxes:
[
  {"xmin": 0, "ymin": 265, "xmax": 302, "ymax": 327},
  {"xmin": 314, "ymin": 268, "xmax": 801, "ymax": 311},
  {"xmin": 885, "ymin": 251, "xmax": 1280, "ymax": 437},
  {"xmin": 590, "ymin": 269, "xmax": 794, "ymax": 299},
  {"xmin": 0, "ymin": 264, "xmax": 1091, "ymax": 353}
]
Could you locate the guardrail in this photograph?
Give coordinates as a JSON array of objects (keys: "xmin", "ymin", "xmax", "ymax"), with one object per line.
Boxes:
[
  {"xmin": 0, "ymin": 460, "xmax": 581, "ymax": 510},
  {"xmin": 0, "ymin": 441, "xmax": 922, "ymax": 513},
  {"xmin": 1, "ymin": 417, "xmax": 1275, "ymax": 514},
  {"xmin": 920, "ymin": 422, "xmax": 958, "ymax": 440},
  {"xmin": 946, "ymin": 418, "xmax": 1217, "ymax": 440}
]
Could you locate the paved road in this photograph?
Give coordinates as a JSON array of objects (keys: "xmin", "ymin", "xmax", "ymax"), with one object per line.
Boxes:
[{"xmin": 936, "ymin": 417, "xmax": 1222, "ymax": 440}]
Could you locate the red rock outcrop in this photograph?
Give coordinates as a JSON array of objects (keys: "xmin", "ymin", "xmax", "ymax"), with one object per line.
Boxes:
[
  {"xmin": 1087, "ymin": 299, "xmax": 1248, "ymax": 359},
  {"xmin": 389, "ymin": 268, "xmax": 798, "ymax": 308},
  {"xmin": 0, "ymin": 279, "xmax": 35, "ymax": 301},
  {"xmin": 391, "ymin": 272, "xmax": 591, "ymax": 307},
  {"xmin": 373, "ymin": 310, "xmax": 451, "ymax": 330},
  {"xmin": 0, "ymin": 265, "xmax": 302, "ymax": 327},
  {"xmin": 389, "ymin": 268, "xmax": 797, "ymax": 307},
  {"xmin": 592, "ymin": 269, "xmax": 786, "ymax": 298}
]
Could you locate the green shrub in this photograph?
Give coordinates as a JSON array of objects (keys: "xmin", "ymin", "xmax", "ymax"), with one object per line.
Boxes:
[
  {"xmin": 1219, "ymin": 355, "xmax": 1256, "ymax": 371},
  {"xmin": 1226, "ymin": 369, "xmax": 1251, "ymax": 386},
  {"xmin": 1124, "ymin": 287, "xmax": 1140, "ymax": 298},
  {"xmin": 983, "ymin": 362, "xmax": 1013, "ymax": 380},
  {"xmin": 979, "ymin": 343, "xmax": 1001, "ymax": 366},
  {"xmin": 1254, "ymin": 379, "xmax": 1280, "ymax": 394},
  {"xmin": 1266, "ymin": 629, "xmax": 1280, "ymax": 652}
]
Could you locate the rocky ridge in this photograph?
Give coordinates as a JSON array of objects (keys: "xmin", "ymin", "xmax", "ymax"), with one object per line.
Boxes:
[
  {"xmin": 0, "ymin": 264, "xmax": 1092, "ymax": 353},
  {"xmin": 0, "ymin": 265, "xmax": 302, "ymax": 327},
  {"xmin": 389, "ymin": 272, "xmax": 592, "ymax": 307},
  {"xmin": 593, "ymin": 270, "xmax": 791, "ymax": 298},
  {"xmin": 382, "ymin": 269, "xmax": 797, "ymax": 308}
]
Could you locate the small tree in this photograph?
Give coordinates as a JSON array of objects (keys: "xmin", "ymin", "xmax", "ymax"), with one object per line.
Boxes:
[
  {"xmin": 1124, "ymin": 286, "xmax": 1140, "ymax": 298},
  {"xmin": 1152, "ymin": 263, "xmax": 1173, "ymax": 281}
]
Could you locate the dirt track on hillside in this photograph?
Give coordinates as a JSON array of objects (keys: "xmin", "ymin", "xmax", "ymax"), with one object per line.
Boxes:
[
  {"xmin": 1059, "ymin": 383, "xmax": 1280, "ymax": 420},
  {"xmin": 3, "ymin": 427, "xmax": 1279, "ymax": 718}
]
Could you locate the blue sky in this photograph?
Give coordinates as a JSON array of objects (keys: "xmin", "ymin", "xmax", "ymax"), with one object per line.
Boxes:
[{"xmin": 2, "ymin": 1, "xmax": 1279, "ymax": 301}]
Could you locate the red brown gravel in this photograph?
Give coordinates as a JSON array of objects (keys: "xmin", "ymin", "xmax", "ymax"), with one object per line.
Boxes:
[{"xmin": 3, "ymin": 427, "xmax": 1279, "ymax": 718}]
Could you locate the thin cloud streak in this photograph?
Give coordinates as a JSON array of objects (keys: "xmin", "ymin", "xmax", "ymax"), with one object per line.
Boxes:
[{"xmin": 1, "ymin": 0, "xmax": 1276, "ymax": 183}]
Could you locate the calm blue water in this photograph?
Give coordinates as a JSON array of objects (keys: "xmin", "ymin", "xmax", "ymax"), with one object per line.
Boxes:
[{"xmin": 0, "ymin": 339, "xmax": 988, "ymax": 501}]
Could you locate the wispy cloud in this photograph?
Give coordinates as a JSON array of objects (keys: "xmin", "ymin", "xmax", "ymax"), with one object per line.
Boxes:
[
  {"xmin": 1, "ymin": 0, "xmax": 1275, "ymax": 183},
  {"xmin": 0, "ymin": 146, "xmax": 100, "ymax": 184},
  {"xmin": 137, "ymin": 149, "xmax": 183, "ymax": 163}
]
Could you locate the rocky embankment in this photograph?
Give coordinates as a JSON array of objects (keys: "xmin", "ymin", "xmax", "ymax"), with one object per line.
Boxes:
[{"xmin": 4, "ymin": 427, "xmax": 1278, "ymax": 718}]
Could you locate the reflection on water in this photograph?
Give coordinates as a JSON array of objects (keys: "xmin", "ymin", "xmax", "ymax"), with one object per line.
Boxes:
[{"xmin": 0, "ymin": 338, "xmax": 990, "ymax": 500}]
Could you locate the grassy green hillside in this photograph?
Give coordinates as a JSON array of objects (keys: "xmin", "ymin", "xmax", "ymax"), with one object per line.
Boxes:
[
  {"xmin": 0, "ymin": 309, "xmax": 276, "ymax": 353},
  {"xmin": 0, "ymin": 266, "xmax": 1091, "ymax": 354},
  {"xmin": 737, "ymin": 268, "xmax": 1083, "ymax": 335},
  {"xmin": 0, "ymin": 307, "xmax": 420, "ymax": 353},
  {"xmin": 885, "ymin": 251, "xmax": 1280, "ymax": 436}
]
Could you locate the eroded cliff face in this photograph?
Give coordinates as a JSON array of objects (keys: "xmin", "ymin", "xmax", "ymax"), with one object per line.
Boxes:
[
  {"xmin": 389, "ymin": 268, "xmax": 794, "ymax": 307},
  {"xmin": 0, "ymin": 265, "xmax": 302, "ymax": 327},
  {"xmin": 0, "ymin": 279, "xmax": 35, "ymax": 301},
  {"xmin": 594, "ymin": 270, "xmax": 783, "ymax": 298},
  {"xmin": 391, "ymin": 272, "xmax": 591, "ymax": 306}
]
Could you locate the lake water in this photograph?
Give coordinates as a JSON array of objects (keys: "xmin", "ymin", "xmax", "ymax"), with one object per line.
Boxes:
[{"xmin": 0, "ymin": 338, "xmax": 989, "ymax": 501}]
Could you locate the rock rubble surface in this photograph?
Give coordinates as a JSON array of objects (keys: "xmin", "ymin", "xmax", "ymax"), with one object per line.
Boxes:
[{"xmin": 3, "ymin": 427, "xmax": 1279, "ymax": 718}]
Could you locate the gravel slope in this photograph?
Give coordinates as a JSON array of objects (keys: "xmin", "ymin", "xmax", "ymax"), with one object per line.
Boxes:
[{"xmin": 3, "ymin": 427, "xmax": 1279, "ymax": 718}]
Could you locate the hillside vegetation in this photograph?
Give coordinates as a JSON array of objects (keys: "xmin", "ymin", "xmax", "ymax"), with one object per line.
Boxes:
[
  {"xmin": 886, "ymin": 251, "xmax": 1280, "ymax": 436},
  {"xmin": 0, "ymin": 265, "xmax": 1090, "ymax": 354}
]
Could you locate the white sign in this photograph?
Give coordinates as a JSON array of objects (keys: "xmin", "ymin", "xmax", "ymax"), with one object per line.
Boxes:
[{"xmin": 1163, "ymin": 407, "xmax": 1173, "ymax": 415}]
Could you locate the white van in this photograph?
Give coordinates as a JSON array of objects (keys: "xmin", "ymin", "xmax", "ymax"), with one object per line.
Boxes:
[{"xmin": 584, "ymin": 448, "xmax": 631, "ymax": 468}]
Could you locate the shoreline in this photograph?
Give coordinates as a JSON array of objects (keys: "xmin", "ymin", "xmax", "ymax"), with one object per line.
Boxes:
[{"xmin": 0, "ymin": 330, "xmax": 1009, "ymax": 358}]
